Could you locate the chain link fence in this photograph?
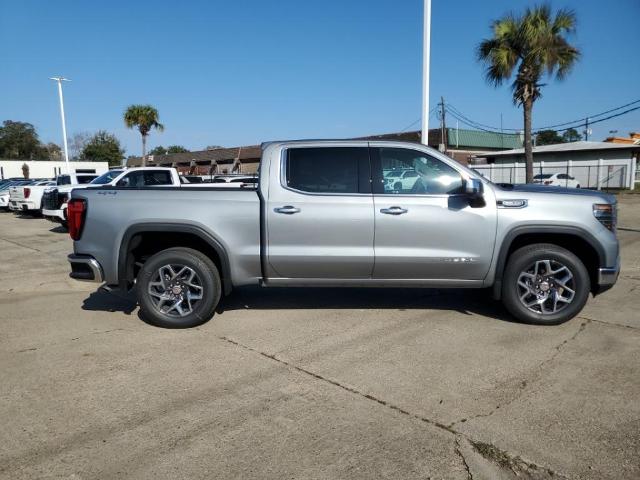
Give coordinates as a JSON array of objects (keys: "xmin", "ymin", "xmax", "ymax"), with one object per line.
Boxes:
[{"xmin": 471, "ymin": 163, "xmax": 630, "ymax": 190}]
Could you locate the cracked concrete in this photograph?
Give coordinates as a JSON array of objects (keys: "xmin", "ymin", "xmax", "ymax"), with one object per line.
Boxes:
[{"xmin": 1, "ymin": 197, "xmax": 639, "ymax": 479}]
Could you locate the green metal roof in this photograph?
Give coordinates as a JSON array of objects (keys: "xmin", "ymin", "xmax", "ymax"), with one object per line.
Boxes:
[{"xmin": 446, "ymin": 128, "xmax": 522, "ymax": 150}]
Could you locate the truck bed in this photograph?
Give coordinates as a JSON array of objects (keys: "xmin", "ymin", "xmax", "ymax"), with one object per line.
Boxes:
[{"xmin": 73, "ymin": 187, "xmax": 262, "ymax": 286}]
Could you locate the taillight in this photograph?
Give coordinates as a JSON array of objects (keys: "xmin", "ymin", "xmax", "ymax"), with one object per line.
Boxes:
[
  {"xmin": 543, "ymin": 181, "xmax": 551, "ymax": 185},
  {"xmin": 24, "ymin": 188, "xmax": 31, "ymax": 199},
  {"xmin": 67, "ymin": 199, "xmax": 87, "ymax": 241}
]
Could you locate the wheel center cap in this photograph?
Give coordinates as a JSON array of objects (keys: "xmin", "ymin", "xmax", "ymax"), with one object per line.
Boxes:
[
  {"xmin": 172, "ymin": 285, "xmax": 183, "ymax": 295},
  {"xmin": 539, "ymin": 281, "xmax": 550, "ymax": 292}
]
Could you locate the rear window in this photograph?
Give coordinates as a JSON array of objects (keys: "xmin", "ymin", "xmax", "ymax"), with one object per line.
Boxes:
[
  {"xmin": 57, "ymin": 175, "xmax": 71, "ymax": 185},
  {"xmin": 76, "ymin": 175, "xmax": 98, "ymax": 184},
  {"xmin": 534, "ymin": 174, "xmax": 553, "ymax": 179},
  {"xmin": 91, "ymin": 170, "xmax": 124, "ymax": 184},
  {"xmin": 285, "ymin": 147, "xmax": 367, "ymax": 194},
  {"xmin": 117, "ymin": 170, "xmax": 173, "ymax": 187}
]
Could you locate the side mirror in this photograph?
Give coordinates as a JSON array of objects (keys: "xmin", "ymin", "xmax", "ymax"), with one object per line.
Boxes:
[{"xmin": 464, "ymin": 178, "xmax": 483, "ymax": 199}]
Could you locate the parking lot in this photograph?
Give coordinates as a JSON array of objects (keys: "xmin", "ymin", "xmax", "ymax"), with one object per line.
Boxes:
[{"xmin": 0, "ymin": 197, "xmax": 638, "ymax": 480}]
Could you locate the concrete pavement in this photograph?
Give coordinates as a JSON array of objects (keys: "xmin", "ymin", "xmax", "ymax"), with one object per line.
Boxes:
[{"xmin": 0, "ymin": 198, "xmax": 638, "ymax": 479}]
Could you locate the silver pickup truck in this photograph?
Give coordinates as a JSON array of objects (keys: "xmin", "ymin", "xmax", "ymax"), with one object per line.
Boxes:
[{"xmin": 67, "ymin": 140, "xmax": 619, "ymax": 328}]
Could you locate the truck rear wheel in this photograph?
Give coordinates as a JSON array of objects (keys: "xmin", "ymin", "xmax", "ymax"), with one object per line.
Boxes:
[
  {"xmin": 501, "ymin": 244, "xmax": 590, "ymax": 325},
  {"xmin": 136, "ymin": 247, "xmax": 221, "ymax": 328}
]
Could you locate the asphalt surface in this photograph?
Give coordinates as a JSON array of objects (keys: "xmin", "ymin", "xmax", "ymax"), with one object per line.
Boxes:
[{"xmin": 1, "ymin": 196, "xmax": 639, "ymax": 479}]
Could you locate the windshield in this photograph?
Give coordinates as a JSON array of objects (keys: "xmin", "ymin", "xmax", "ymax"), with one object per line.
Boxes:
[{"xmin": 91, "ymin": 170, "xmax": 124, "ymax": 184}]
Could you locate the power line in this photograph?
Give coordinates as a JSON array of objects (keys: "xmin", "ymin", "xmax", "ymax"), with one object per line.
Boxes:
[
  {"xmin": 401, "ymin": 98, "xmax": 640, "ymax": 137},
  {"xmin": 399, "ymin": 106, "xmax": 439, "ymax": 133},
  {"xmin": 446, "ymin": 98, "xmax": 640, "ymax": 134}
]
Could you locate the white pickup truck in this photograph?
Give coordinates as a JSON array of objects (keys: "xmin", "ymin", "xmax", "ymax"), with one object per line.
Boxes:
[
  {"xmin": 8, "ymin": 180, "xmax": 56, "ymax": 213},
  {"xmin": 43, "ymin": 168, "xmax": 186, "ymax": 227}
]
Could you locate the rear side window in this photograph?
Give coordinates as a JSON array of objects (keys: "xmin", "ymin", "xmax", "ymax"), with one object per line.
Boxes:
[{"xmin": 285, "ymin": 147, "xmax": 369, "ymax": 194}]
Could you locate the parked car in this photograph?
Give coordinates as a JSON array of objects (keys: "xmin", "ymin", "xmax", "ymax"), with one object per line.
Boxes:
[
  {"xmin": 0, "ymin": 180, "xmax": 34, "ymax": 210},
  {"xmin": 8, "ymin": 180, "xmax": 56, "ymax": 214},
  {"xmin": 68, "ymin": 140, "xmax": 619, "ymax": 328},
  {"xmin": 533, "ymin": 173, "xmax": 580, "ymax": 188},
  {"xmin": 43, "ymin": 168, "xmax": 184, "ymax": 227}
]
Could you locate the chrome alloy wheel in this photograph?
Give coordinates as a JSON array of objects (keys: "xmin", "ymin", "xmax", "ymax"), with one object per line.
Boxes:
[
  {"xmin": 147, "ymin": 264, "xmax": 204, "ymax": 317},
  {"xmin": 517, "ymin": 259, "xmax": 576, "ymax": 315}
]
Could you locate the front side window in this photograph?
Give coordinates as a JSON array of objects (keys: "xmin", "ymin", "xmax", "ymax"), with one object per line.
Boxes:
[
  {"xmin": 374, "ymin": 148, "xmax": 463, "ymax": 195},
  {"xmin": 285, "ymin": 147, "xmax": 368, "ymax": 194}
]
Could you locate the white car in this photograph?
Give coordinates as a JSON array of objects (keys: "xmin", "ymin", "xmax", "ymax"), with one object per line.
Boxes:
[
  {"xmin": 383, "ymin": 169, "xmax": 420, "ymax": 192},
  {"xmin": 8, "ymin": 180, "xmax": 56, "ymax": 213},
  {"xmin": 533, "ymin": 173, "xmax": 580, "ymax": 188}
]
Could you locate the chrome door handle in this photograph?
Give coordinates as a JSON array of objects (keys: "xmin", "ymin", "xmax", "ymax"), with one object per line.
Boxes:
[
  {"xmin": 274, "ymin": 205, "xmax": 300, "ymax": 214},
  {"xmin": 380, "ymin": 206, "xmax": 408, "ymax": 215}
]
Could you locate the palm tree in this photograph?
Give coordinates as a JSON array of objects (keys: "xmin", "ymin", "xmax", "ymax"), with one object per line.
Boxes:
[
  {"xmin": 477, "ymin": 4, "xmax": 580, "ymax": 182},
  {"xmin": 124, "ymin": 105, "xmax": 164, "ymax": 166}
]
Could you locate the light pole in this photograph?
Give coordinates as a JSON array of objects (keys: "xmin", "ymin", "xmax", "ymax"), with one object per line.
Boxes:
[
  {"xmin": 49, "ymin": 77, "xmax": 71, "ymax": 171},
  {"xmin": 421, "ymin": 0, "xmax": 431, "ymax": 145}
]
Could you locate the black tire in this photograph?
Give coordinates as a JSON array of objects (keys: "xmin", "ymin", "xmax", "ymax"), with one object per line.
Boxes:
[
  {"xmin": 136, "ymin": 247, "xmax": 221, "ymax": 328},
  {"xmin": 501, "ymin": 243, "xmax": 590, "ymax": 325},
  {"xmin": 576, "ymin": 184, "xmax": 581, "ymax": 189}
]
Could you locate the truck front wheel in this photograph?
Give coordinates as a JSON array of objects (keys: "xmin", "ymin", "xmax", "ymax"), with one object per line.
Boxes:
[
  {"xmin": 136, "ymin": 247, "xmax": 221, "ymax": 328},
  {"xmin": 501, "ymin": 244, "xmax": 590, "ymax": 325}
]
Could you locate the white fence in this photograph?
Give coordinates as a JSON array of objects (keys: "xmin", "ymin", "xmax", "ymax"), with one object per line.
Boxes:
[{"xmin": 472, "ymin": 159, "xmax": 636, "ymax": 190}]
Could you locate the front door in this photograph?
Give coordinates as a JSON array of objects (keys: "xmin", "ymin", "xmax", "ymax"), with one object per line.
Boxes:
[
  {"xmin": 266, "ymin": 146, "xmax": 374, "ymax": 278},
  {"xmin": 371, "ymin": 146, "xmax": 496, "ymax": 280}
]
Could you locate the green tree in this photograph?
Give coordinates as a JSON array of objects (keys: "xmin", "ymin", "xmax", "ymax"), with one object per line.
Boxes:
[
  {"xmin": 123, "ymin": 105, "xmax": 164, "ymax": 166},
  {"xmin": 535, "ymin": 129, "xmax": 563, "ymax": 146},
  {"xmin": 167, "ymin": 145, "xmax": 188, "ymax": 154},
  {"xmin": 149, "ymin": 145, "xmax": 168, "ymax": 156},
  {"xmin": 0, "ymin": 120, "xmax": 42, "ymax": 159},
  {"xmin": 34, "ymin": 142, "xmax": 62, "ymax": 161},
  {"xmin": 478, "ymin": 4, "xmax": 580, "ymax": 182},
  {"xmin": 149, "ymin": 145, "xmax": 188, "ymax": 156},
  {"xmin": 562, "ymin": 127, "xmax": 581, "ymax": 142},
  {"xmin": 81, "ymin": 131, "xmax": 125, "ymax": 166}
]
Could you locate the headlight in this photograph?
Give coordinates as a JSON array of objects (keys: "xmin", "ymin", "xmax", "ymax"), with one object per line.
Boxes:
[{"xmin": 593, "ymin": 203, "xmax": 616, "ymax": 232}]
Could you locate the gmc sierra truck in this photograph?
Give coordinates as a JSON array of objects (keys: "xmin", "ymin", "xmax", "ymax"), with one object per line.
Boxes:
[{"xmin": 67, "ymin": 140, "xmax": 620, "ymax": 328}]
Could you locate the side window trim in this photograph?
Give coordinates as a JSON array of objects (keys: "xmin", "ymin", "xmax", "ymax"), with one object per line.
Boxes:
[
  {"xmin": 369, "ymin": 146, "xmax": 466, "ymax": 197},
  {"xmin": 280, "ymin": 147, "xmax": 372, "ymax": 196}
]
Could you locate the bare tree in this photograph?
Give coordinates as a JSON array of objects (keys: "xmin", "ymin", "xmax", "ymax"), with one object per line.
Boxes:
[{"xmin": 69, "ymin": 132, "xmax": 91, "ymax": 160}]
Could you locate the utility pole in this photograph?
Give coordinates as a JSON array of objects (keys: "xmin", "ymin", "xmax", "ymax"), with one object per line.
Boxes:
[
  {"xmin": 584, "ymin": 117, "xmax": 591, "ymax": 141},
  {"xmin": 439, "ymin": 96, "xmax": 447, "ymax": 152},
  {"xmin": 421, "ymin": 0, "xmax": 431, "ymax": 145},
  {"xmin": 49, "ymin": 77, "xmax": 71, "ymax": 172}
]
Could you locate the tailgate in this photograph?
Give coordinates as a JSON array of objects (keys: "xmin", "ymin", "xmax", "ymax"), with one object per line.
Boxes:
[{"xmin": 9, "ymin": 187, "xmax": 25, "ymax": 201}]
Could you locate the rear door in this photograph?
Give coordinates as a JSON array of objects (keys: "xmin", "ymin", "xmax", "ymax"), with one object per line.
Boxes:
[
  {"xmin": 371, "ymin": 146, "xmax": 497, "ymax": 280},
  {"xmin": 265, "ymin": 145, "xmax": 374, "ymax": 278}
]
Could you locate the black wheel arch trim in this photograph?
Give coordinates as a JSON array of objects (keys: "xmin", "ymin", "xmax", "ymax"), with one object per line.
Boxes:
[
  {"xmin": 118, "ymin": 223, "xmax": 233, "ymax": 295},
  {"xmin": 492, "ymin": 225, "xmax": 606, "ymax": 300}
]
